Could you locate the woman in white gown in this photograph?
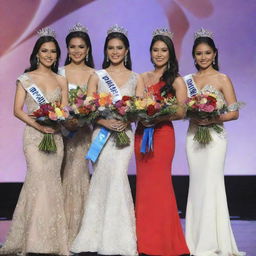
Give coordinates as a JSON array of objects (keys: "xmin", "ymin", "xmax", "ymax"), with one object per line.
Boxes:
[
  {"xmin": 184, "ymin": 28, "xmax": 245, "ymax": 256},
  {"xmin": 71, "ymin": 25, "xmax": 144, "ymax": 256},
  {"xmin": 58, "ymin": 23, "xmax": 94, "ymax": 247}
]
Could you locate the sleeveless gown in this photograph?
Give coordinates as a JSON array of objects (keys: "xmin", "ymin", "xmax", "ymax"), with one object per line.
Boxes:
[
  {"xmin": 0, "ymin": 73, "xmax": 69, "ymax": 255},
  {"xmin": 71, "ymin": 71, "xmax": 138, "ymax": 256},
  {"xmin": 184, "ymin": 75, "xmax": 245, "ymax": 256},
  {"xmin": 58, "ymin": 66, "xmax": 91, "ymax": 247},
  {"xmin": 135, "ymin": 81, "xmax": 189, "ymax": 256}
]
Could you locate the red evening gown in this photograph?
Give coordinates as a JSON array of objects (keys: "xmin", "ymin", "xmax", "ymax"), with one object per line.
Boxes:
[{"xmin": 135, "ymin": 81, "xmax": 189, "ymax": 256}]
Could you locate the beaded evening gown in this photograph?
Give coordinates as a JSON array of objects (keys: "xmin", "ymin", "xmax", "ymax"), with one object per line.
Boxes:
[
  {"xmin": 71, "ymin": 71, "xmax": 138, "ymax": 256},
  {"xmin": 184, "ymin": 74, "xmax": 245, "ymax": 256},
  {"xmin": 135, "ymin": 81, "xmax": 189, "ymax": 256},
  {"xmin": 58, "ymin": 66, "xmax": 91, "ymax": 247},
  {"xmin": 0, "ymin": 73, "xmax": 69, "ymax": 255}
]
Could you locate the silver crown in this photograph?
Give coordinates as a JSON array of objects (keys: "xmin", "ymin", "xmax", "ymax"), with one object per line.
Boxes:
[
  {"xmin": 107, "ymin": 24, "xmax": 128, "ymax": 36},
  {"xmin": 37, "ymin": 27, "xmax": 56, "ymax": 38},
  {"xmin": 194, "ymin": 27, "xmax": 213, "ymax": 40},
  {"xmin": 152, "ymin": 28, "xmax": 174, "ymax": 39},
  {"xmin": 69, "ymin": 22, "xmax": 88, "ymax": 34}
]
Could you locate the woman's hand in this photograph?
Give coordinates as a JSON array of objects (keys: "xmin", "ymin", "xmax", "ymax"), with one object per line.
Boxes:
[
  {"xmin": 38, "ymin": 125, "xmax": 56, "ymax": 134},
  {"xmin": 191, "ymin": 116, "xmax": 220, "ymax": 126},
  {"xmin": 63, "ymin": 118, "xmax": 79, "ymax": 131},
  {"xmin": 98, "ymin": 119, "xmax": 128, "ymax": 132}
]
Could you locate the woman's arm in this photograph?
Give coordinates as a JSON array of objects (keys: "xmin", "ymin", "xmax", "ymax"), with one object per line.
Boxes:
[
  {"xmin": 57, "ymin": 75, "xmax": 69, "ymax": 106},
  {"xmin": 135, "ymin": 74, "xmax": 145, "ymax": 98},
  {"xmin": 14, "ymin": 82, "xmax": 55, "ymax": 133}
]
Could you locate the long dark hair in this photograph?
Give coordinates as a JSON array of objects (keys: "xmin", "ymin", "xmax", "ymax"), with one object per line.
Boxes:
[
  {"xmin": 192, "ymin": 37, "xmax": 219, "ymax": 71},
  {"xmin": 150, "ymin": 35, "xmax": 179, "ymax": 96},
  {"xmin": 25, "ymin": 36, "xmax": 61, "ymax": 73},
  {"xmin": 102, "ymin": 32, "xmax": 132, "ymax": 70},
  {"xmin": 65, "ymin": 31, "xmax": 94, "ymax": 68}
]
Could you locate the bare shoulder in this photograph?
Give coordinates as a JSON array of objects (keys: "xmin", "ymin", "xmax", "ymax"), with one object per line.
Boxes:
[{"xmin": 173, "ymin": 76, "xmax": 186, "ymax": 88}]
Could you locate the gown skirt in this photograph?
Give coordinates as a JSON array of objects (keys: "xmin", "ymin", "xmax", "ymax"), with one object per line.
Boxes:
[{"xmin": 135, "ymin": 122, "xmax": 189, "ymax": 256}]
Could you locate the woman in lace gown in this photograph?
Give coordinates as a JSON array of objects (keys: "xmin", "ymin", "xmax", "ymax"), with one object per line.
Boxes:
[
  {"xmin": 0, "ymin": 29, "xmax": 69, "ymax": 255},
  {"xmin": 135, "ymin": 31, "xmax": 190, "ymax": 256},
  {"xmin": 71, "ymin": 26, "xmax": 144, "ymax": 256},
  {"xmin": 184, "ymin": 29, "xmax": 245, "ymax": 256},
  {"xmin": 59, "ymin": 23, "xmax": 94, "ymax": 247}
]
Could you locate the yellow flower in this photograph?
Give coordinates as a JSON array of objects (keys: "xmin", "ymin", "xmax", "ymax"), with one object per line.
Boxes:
[
  {"xmin": 188, "ymin": 100, "xmax": 196, "ymax": 107},
  {"xmin": 55, "ymin": 107, "xmax": 63, "ymax": 118}
]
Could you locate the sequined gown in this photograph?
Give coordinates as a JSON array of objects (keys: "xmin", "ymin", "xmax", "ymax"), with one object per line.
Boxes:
[
  {"xmin": 135, "ymin": 81, "xmax": 189, "ymax": 256},
  {"xmin": 184, "ymin": 74, "xmax": 245, "ymax": 256},
  {"xmin": 71, "ymin": 71, "xmax": 138, "ymax": 256},
  {"xmin": 58, "ymin": 67, "xmax": 91, "ymax": 247},
  {"xmin": 0, "ymin": 73, "xmax": 69, "ymax": 255}
]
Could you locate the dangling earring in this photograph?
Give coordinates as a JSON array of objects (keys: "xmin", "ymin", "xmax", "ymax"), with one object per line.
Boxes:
[
  {"xmin": 167, "ymin": 61, "xmax": 170, "ymax": 70},
  {"xmin": 86, "ymin": 55, "xmax": 89, "ymax": 62},
  {"xmin": 106, "ymin": 56, "xmax": 109, "ymax": 63},
  {"xmin": 68, "ymin": 56, "xmax": 71, "ymax": 62},
  {"xmin": 194, "ymin": 59, "xmax": 197, "ymax": 66},
  {"xmin": 213, "ymin": 59, "xmax": 216, "ymax": 65},
  {"xmin": 124, "ymin": 55, "xmax": 127, "ymax": 66},
  {"xmin": 54, "ymin": 61, "xmax": 56, "ymax": 67},
  {"xmin": 37, "ymin": 57, "xmax": 39, "ymax": 66}
]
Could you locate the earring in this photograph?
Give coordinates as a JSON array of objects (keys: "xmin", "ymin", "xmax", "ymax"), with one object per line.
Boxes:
[
  {"xmin": 86, "ymin": 55, "xmax": 89, "ymax": 62},
  {"xmin": 37, "ymin": 57, "xmax": 39, "ymax": 66},
  {"xmin": 194, "ymin": 59, "xmax": 197, "ymax": 65},
  {"xmin": 68, "ymin": 56, "xmax": 71, "ymax": 62},
  {"xmin": 167, "ymin": 61, "xmax": 170, "ymax": 69},
  {"xmin": 106, "ymin": 56, "xmax": 109, "ymax": 63},
  {"xmin": 124, "ymin": 55, "xmax": 127, "ymax": 66},
  {"xmin": 213, "ymin": 59, "xmax": 216, "ymax": 65},
  {"xmin": 54, "ymin": 61, "xmax": 57, "ymax": 67}
]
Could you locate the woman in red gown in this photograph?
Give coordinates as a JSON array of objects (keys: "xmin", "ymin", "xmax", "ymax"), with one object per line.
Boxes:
[{"xmin": 135, "ymin": 29, "xmax": 190, "ymax": 256}]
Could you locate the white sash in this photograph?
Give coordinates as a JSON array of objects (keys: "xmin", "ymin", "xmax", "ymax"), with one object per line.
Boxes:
[
  {"xmin": 26, "ymin": 84, "xmax": 49, "ymax": 105},
  {"xmin": 183, "ymin": 74, "xmax": 199, "ymax": 97},
  {"xmin": 96, "ymin": 69, "xmax": 122, "ymax": 103}
]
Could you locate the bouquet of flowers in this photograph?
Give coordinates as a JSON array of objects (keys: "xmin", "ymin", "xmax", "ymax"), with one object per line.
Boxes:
[
  {"xmin": 33, "ymin": 102, "xmax": 70, "ymax": 152},
  {"xmin": 87, "ymin": 93, "xmax": 135, "ymax": 147},
  {"xmin": 131, "ymin": 94, "xmax": 178, "ymax": 123},
  {"xmin": 186, "ymin": 92, "xmax": 227, "ymax": 144}
]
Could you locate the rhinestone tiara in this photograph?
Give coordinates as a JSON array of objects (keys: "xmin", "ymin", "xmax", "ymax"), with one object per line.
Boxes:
[
  {"xmin": 152, "ymin": 28, "xmax": 174, "ymax": 40},
  {"xmin": 68, "ymin": 22, "xmax": 88, "ymax": 34},
  {"xmin": 37, "ymin": 27, "xmax": 56, "ymax": 38},
  {"xmin": 194, "ymin": 27, "xmax": 213, "ymax": 40},
  {"xmin": 107, "ymin": 24, "xmax": 128, "ymax": 36}
]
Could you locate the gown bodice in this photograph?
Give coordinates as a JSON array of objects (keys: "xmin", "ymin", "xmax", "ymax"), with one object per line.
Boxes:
[
  {"xmin": 96, "ymin": 70, "xmax": 138, "ymax": 97},
  {"xmin": 17, "ymin": 73, "xmax": 61, "ymax": 114}
]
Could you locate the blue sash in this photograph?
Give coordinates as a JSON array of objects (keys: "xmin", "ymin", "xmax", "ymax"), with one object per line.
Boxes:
[
  {"xmin": 140, "ymin": 127, "xmax": 154, "ymax": 154},
  {"xmin": 26, "ymin": 84, "xmax": 49, "ymax": 105},
  {"xmin": 86, "ymin": 70, "xmax": 121, "ymax": 162}
]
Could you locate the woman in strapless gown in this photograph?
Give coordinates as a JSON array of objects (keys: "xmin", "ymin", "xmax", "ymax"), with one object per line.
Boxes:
[
  {"xmin": 135, "ymin": 30, "xmax": 190, "ymax": 256},
  {"xmin": 0, "ymin": 29, "xmax": 69, "ymax": 255},
  {"xmin": 59, "ymin": 23, "xmax": 94, "ymax": 247},
  {"xmin": 71, "ymin": 25, "xmax": 144, "ymax": 256},
  {"xmin": 184, "ymin": 28, "xmax": 245, "ymax": 256}
]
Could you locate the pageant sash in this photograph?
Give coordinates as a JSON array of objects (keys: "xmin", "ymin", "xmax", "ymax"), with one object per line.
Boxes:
[
  {"xmin": 140, "ymin": 127, "xmax": 155, "ymax": 154},
  {"xmin": 26, "ymin": 84, "xmax": 49, "ymax": 105},
  {"xmin": 183, "ymin": 74, "xmax": 198, "ymax": 97},
  {"xmin": 86, "ymin": 70, "xmax": 122, "ymax": 162},
  {"xmin": 86, "ymin": 127, "xmax": 110, "ymax": 163},
  {"xmin": 96, "ymin": 69, "xmax": 122, "ymax": 103}
]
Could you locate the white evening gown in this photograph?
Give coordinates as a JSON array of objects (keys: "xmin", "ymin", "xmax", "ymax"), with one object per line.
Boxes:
[
  {"xmin": 71, "ymin": 71, "xmax": 138, "ymax": 256},
  {"xmin": 185, "ymin": 83, "xmax": 245, "ymax": 256}
]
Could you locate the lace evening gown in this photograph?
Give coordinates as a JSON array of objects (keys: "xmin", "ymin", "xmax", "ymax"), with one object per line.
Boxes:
[
  {"xmin": 58, "ymin": 66, "xmax": 91, "ymax": 247},
  {"xmin": 185, "ymin": 74, "xmax": 245, "ymax": 256},
  {"xmin": 71, "ymin": 71, "xmax": 138, "ymax": 256},
  {"xmin": 135, "ymin": 81, "xmax": 189, "ymax": 256},
  {"xmin": 0, "ymin": 73, "xmax": 69, "ymax": 255}
]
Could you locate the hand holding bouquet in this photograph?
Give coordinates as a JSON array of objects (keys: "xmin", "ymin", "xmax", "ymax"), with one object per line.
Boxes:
[
  {"xmin": 33, "ymin": 102, "xmax": 70, "ymax": 152},
  {"xmin": 186, "ymin": 92, "xmax": 227, "ymax": 144}
]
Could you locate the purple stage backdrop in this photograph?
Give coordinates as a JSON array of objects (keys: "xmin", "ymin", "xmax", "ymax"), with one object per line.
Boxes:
[{"xmin": 0, "ymin": 0, "xmax": 256, "ymax": 182}]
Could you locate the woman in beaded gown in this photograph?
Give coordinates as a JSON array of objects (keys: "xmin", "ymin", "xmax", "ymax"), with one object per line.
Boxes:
[
  {"xmin": 135, "ymin": 31, "xmax": 190, "ymax": 256},
  {"xmin": 59, "ymin": 23, "xmax": 94, "ymax": 247},
  {"xmin": 184, "ymin": 28, "xmax": 245, "ymax": 256},
  {"xmin": 71, "ymin": 25, "xmax": 144, "ymax": 256},
  {"xmin": 0, "ymin": 29, "xmax": 69, "ymax": 255}
]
